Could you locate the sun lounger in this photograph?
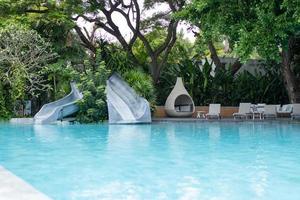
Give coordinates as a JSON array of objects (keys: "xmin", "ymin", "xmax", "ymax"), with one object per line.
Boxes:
[
  {"xmin": 275, "ymin": 105, "xmax": 281, "ymax": 113},
  {"xmin": 233, "ymin": 103, "xmax": 252, "ymax": 119},
  {"xmin": 291, "ymin": 104, "xmax": 300, "ymax": 120},
  {"xmin": 277, "ymin": 104, "xmax": 293, "ymax": 116},
  {"xmin": 256, "ymin": 103, "xmax": 265, "ymax": 113},
  {"xmin": 251, "ymin": 103, "xmax": 265, "ymax": 120},
  {"xmin": 206, "ymin": 104, "xmax": 221, "ymax": 119},
  {"xmin": 263, "ymin": 105, "xmax": 277, "ymax": 119}
]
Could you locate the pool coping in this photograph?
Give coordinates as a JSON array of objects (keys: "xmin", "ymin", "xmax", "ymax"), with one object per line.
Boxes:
[
  {"xmin": 152, "ymin": 117, "xmax": 300, "ymax": 123},
  {"xmin": 7, "ymin": 117, "xmax": 300, "ymax": 125},
  {"xmin": 0, "ymin": 166, "xmax": 52, "ymax": 200}
]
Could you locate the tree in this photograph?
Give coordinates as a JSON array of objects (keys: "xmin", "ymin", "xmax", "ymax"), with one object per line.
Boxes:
[
  {"xmin": 1, "ymin": 0, "xmax": 186, "ymax": 83},
  {"xmin": 76, "ymin": 61, "xmax": 110, "ymax": 123},
  {"xmin": 0, "ymin": 0, "xmax": 88, "ymax": 102},
  {"xmin": 180, "ymin": 0, "xmax": 300, "ymax": 102},
  {"xmin": 67, "ymin": 0, "xmax": 185, "ymax": 83},
  {"xmin": 0, "ymin": 25, "xmax": 57, "ymax": 100}
]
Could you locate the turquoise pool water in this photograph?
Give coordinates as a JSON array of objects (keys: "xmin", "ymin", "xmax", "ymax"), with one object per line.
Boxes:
[{"xmin": 1, "ymin": 122, "xmax": 300, "ymax": 200}]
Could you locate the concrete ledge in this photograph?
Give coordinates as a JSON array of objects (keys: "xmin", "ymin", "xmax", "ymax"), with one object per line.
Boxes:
[
  {"xmin": 0, "ymin": 166, "xmax": 51, "ymax": 200},
  {"xmin": 154, "ymin": 106, "xmax": 238, "ymax": 118},
  {"xmin": 9, "ymin": 118, "xmax": 34, "ymax": 124}
]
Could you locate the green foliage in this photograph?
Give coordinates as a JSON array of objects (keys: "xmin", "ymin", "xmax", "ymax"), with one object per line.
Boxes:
[
  {"xmin": 0, "ymin": 24, "xmax": 57, "ymax": 118},
  {"xmin": 0, "ymin": 0, "xmax": 82, "ymax": 66},
  {"xmin": 28, "ymin": 14, "xmax": 82, "ymax": 64},
  {"xmin": 0, "ymin": 0, "xmax": 295, "ymax": 120},
  {"xmin": 178, "ymin": 0, "xmax": 298, "ymax": 102},
  {"xmin": 76, "ymin": 62, "xmax": 111, "ymax": 123},
  {"xmin": 0, "ymin": 82, "xmax": 13, "ymax": 119},
  {"xmin": 0, "ymin": 1, "xmax": 88, "ymax": 117},
  {"xmin": 96, "ymin": 42, "xmax": 157, "ymax": 108},
  {"xmin": 233, "ymin": 70, "xmax": 288, "ymax": 104},
  {"xmin": 180, "ymin": 0, "xmax": 300, "ymax": 61},
  {"xmin": 133, "ymin": 29, "xmax": 168, "ymax": 63},
  {"xmin": 42, "ymin": 61, "xmax": 77, "ymax": 100},
  {"xmin": 123, "ymin": 69, "xmax": 156, "ymax": 109},
  {"xmin": 0, "ymin": 24, "xmax": 57, "ymax": 97},
  {"xmin": 158, "ymin": 59, "xmax": 288, "ymax": 106},
  {"xmin": 97, "ymin": 42, "xmax": 137, "ymax": 74},
  {"xmin": 167, "ymin": 31, "xmax": 195, "ymax": 64},
  {"xmin": 158, "ymin": 58, "xmax": 200, "ymax": 105}
]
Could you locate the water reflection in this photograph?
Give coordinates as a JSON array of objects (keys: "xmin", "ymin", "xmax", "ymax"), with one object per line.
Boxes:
[
  {"xmin": 107, "ymin": 124, "xmax": 151, "ymax": 150},
  {"xmin": 208, "ymin": 125, "xmax": 220, "ymax": 141},
  {"xmin": 33, "ymin": 125, "xmax": 60, "ymax": 141}
]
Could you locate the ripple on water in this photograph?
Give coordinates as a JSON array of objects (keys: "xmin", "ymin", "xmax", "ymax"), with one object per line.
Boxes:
[{"xmin": 0, "ymin": 122, "xmax": 300, "ymax": 200}]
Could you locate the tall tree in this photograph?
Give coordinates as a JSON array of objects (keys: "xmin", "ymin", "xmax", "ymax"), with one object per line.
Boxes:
[
  {"xmin": 0, "ymin": 25, "xmax": 57, "ymax": 100},
  {"xmin": 0, "ymin": 0, "xmax": 87, "ymax": 100},
  {"xmin": 0, "ymin": 0, "xmax": 84, "ymax": 65},
  {"xmin": 180, "ymin": 0, "xmax": 300, "ymax": 102},
  {"xmin": 1, "ymin": 0, "xmax": 186, "ymax": 83},
  {"xmin": 66, "ymin": 0, "xmax": 185, "ymax": 83}
]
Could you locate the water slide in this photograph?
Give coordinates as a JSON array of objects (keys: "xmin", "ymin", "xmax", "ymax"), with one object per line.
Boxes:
[
  {"xmin": 34, "ymin": 82, "xmax": 83, "ymax": 124},
  {"xmin": 106, "ymin": 74, "xmax": 151, "ymax": 124}
]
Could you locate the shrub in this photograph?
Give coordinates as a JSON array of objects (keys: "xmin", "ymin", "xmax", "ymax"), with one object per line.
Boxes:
[
  {"xmin": 158, "ymin": 58, "xmax": 288, "ymax": 106},
  {"xmin": 123, "ymin": 69, "xmax": 156, "ymax": 109},
  {"xmin": 0, "ymin": 82, "xmax": 12, "ymax": 119},
  {"xmin": 0, "ymin": 25, "xmax": 56, "ymax": 118},
  {"xmin": 76, "ymin": 62, "xmax": 111, "ymax": 123}
]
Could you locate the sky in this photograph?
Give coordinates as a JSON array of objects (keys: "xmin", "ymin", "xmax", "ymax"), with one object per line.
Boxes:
[{"xmin": 77, "ymin": 0, "xmax": 196, "ymax": 43}]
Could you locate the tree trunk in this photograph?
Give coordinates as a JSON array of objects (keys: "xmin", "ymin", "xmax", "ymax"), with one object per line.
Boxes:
[
  {"xmin": 207, "ymin": 40, "xmax": 224, "ymax": 71},
  {"xmin": 53, "ymin": 75, "xmax": 57, "ymax": 100},
  {"xmin": 231, "ymin": 59, "xmax": 242, "ymax": 75},
  {"xmin": 150, "ymin": 57, "xmax": 161, "ymax": 84},
  {"xmin": 207, "ymin": 40, "xmax": 243, "ymax": 75},
  {"xmin": 281, "ymin": 38, "xmax": 300, "ymax": 103}
]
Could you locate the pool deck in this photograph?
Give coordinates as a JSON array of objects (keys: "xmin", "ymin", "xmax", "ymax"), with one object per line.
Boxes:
[
  {"xmin": 8, "ymin": 117, "xmax": 300, "ymax": 125},
  {"xmin": 153, "ymin": 117, "xmax": 300, "ymax": 123},
  {"xmin": 0, "ymin": 166, "xmax": 52, "ymax": 200}
]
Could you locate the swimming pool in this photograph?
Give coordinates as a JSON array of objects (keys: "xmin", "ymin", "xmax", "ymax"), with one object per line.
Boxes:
[{"xmin": 1, "ymin": 122, "xmax": 300, "ymax": 200}]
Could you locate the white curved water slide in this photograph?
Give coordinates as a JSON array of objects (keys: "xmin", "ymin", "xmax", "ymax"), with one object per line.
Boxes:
[
  {"xmin": 34, "ymin": 82, "xmax": 83, "ymax": 124},
  {"xmin": 106, "ymin": 74, "xmax": 151, "ymax": 124}
]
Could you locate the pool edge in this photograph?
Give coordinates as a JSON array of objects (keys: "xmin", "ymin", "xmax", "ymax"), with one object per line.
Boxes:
[{"xmin": 0, "ymin": 165, "xmax": 52, "ymax": 200}]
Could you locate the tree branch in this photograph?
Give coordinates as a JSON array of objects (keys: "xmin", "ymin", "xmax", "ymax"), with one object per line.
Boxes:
[
  {"xmin": 25, "ymin": 9, "xmax": 49, "ymax": 13},
  {"xmin": 155, "ymin": 19, "xmax": 178, "ymax": 55},
  {"xmin": 74, "ymin": 26, "xmax": 96, "ymax": 53}
]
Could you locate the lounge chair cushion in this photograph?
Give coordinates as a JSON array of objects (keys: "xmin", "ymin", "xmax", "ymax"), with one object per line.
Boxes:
[
  {"xmin": 291, "ymin": 104, "xmax": 300, "ymax": 119},
  {"xmin": 277, "ymin": 104, "xmax": 293, "ymax": 113},
  {"xmin": 206, "ymin": 113, "xmax": 220, "ymax": 119},
  {"xmin": 206, "ymin": 113, "xmax": 220, "ymax": 117},
  {"xmin": 180, "ymin": 105, "xmax": 192, "ymax": 112},
  {"xmin": 233, "ymin": 113, "xmax": 247, "ymax": 116}
]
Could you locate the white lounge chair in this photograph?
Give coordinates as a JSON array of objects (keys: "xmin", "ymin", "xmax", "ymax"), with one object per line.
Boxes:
[
  {"xmin": 251, "ymin": 103, "xmax": 265, "ymax": 120},
  {"xmin": 233, "ymin": 103, "xmax": 252, "ymax": 119},
  {"xmin": 275, "ymin": 104, "xmax": 281, "ymax": 113},
  {"xmin": 256, "ymin": 103, "xmax": 265, "ymax": 113},
  {"xmin": 277, "ymin": 104, "xmax": 293, "ymax": 116},
  {"xmin": 206, "ymin": 104, "xmax": 221, "ymax": 119},
  {"xmin": 291, "ymin": 104, "xmax": 300, "ymax": 120},
  {"xmin": 263, "ymin": 105, "xmax": 277, "ymax": 119}
]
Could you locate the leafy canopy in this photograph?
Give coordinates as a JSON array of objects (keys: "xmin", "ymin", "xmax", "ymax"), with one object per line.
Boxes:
[
  {"xmin": 180, "ymin": 0, "xmax": 300, "ymax": 61},
  {"xmin": 0, "ymin": 24, "xmax": 57, "ymax": 98}
]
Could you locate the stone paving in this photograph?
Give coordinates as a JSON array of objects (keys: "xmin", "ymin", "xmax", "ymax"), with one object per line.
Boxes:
[{"xmin": 0, "ymin": 166, "xmax": 51, "ymax": 200}]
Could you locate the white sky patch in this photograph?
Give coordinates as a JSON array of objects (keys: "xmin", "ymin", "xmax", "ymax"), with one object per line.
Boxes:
[{"xmin": 77, "ymin": 0, "xmax": 196, "ymax": 43}]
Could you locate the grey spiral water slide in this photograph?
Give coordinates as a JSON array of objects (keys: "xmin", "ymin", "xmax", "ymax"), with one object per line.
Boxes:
[
  {"xmin": 106, "ymin": 74, "xmax": 151, "ymax": 124},
  {"xmin": 34, "ymin": 82, "xmax": 83, "ymax": 124}
]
